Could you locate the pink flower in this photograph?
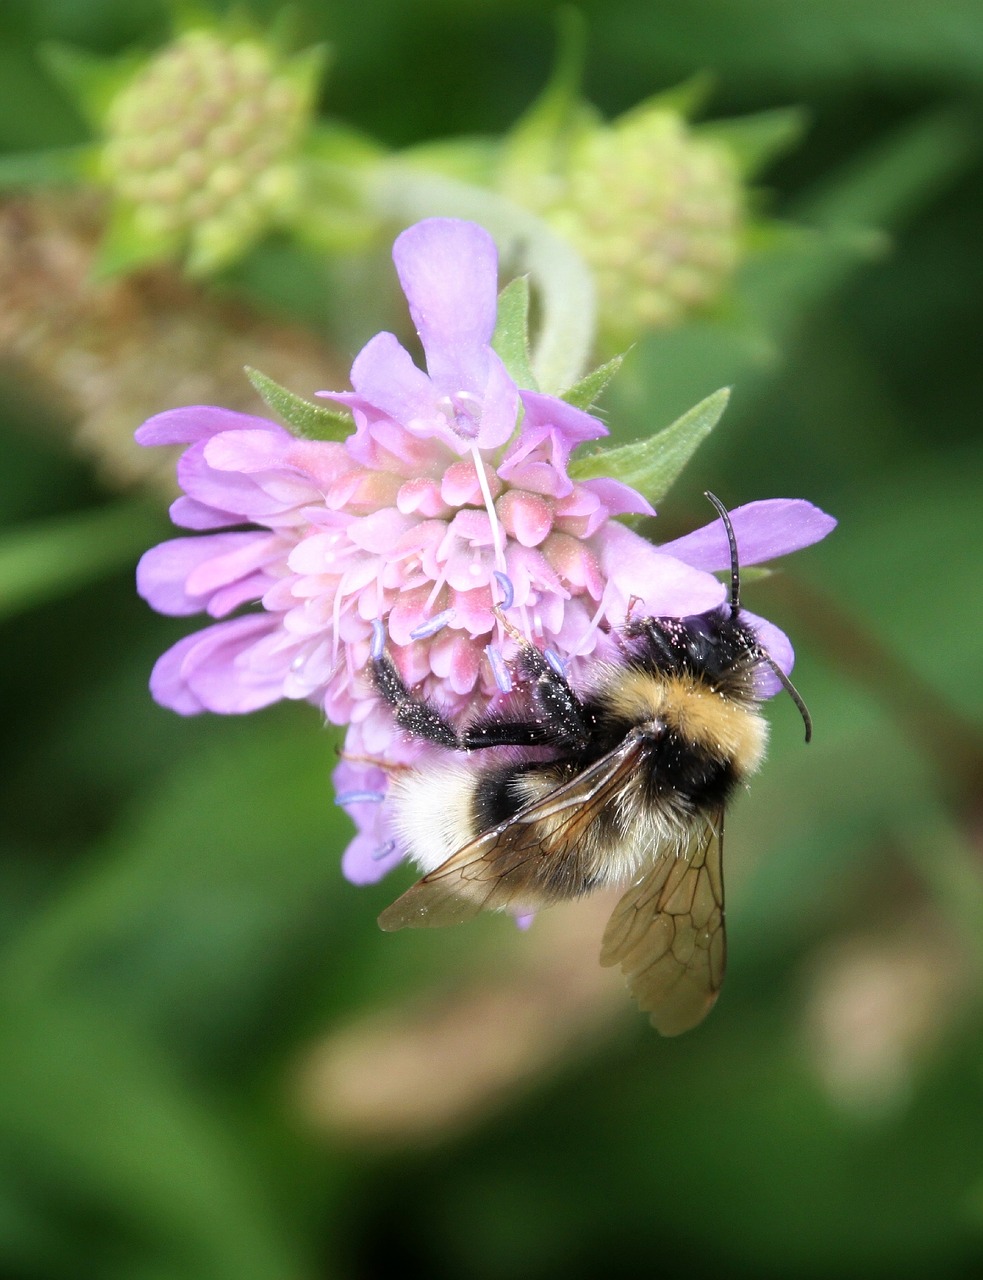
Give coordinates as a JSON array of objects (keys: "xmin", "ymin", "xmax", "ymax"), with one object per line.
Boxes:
[{"xmin": 136, "ymin": 217, "xmax": 836, "ymax": 883}]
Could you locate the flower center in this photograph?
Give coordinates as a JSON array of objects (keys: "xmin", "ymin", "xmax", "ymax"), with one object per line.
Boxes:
[{"xmin": 440, "ymin": 390, "xmax": 483, "ymax": 440}]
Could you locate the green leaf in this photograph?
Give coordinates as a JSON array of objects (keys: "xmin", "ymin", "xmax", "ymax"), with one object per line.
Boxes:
[
  {"xmin": 245, "ymin": 367, "xmax": 353, "ymax": 441},
  {"xmin": 699, "ymin": 106, "xmax": 809, "ymax": 177},
  {"xmin": 561, "ymin": 355, "xmax": 623, "ymax": 411},
  {"xmin": 0, "ymin": 501, "xmax": 166, "ymax": 620},
  {"xmin": 492, "ymin": 277, "xmax": 537, "ymax": 391},
  {"xmin": 568, "ymin": 387, "xmax": 730, "ymax": 505}
]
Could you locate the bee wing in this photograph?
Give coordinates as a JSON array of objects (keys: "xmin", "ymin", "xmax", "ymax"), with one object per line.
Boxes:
[
  {"xmin": 599, "ymin": 811, "xmax": 726, "ymax": 1036},
  {"xmin": 378, "ymin": 731, "xmax": 648, "ymax": 931}
]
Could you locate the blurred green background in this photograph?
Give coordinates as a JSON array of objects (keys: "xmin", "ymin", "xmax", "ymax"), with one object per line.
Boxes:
[{"xmin": 1, "ymin": 1, "xmax": 982, "ymax": 1277}]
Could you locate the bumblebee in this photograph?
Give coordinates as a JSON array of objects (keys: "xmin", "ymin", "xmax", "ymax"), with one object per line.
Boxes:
[{"xmin": 370, "ymin": 493, "xmax": 810, "ymax": 1035}]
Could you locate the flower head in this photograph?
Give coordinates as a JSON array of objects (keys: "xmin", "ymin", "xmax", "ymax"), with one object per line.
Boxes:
[{"xmin": 136, "ymin": 217, "xmax": 835, "ymax": 882}]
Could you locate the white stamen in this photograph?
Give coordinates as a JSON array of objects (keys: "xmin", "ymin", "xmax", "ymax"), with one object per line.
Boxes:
[{"xmin": 469, "ymin": 443, "xmax": 507, "ymax": 576}]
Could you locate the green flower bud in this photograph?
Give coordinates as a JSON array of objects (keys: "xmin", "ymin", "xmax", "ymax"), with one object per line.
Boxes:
[
  {"xmin": 514, "ymin": 106, "xmax": 744, "ymax": 348},
  {"xmin": 100, "ymin": 29, "xmax": 319, "ymax": 274}
]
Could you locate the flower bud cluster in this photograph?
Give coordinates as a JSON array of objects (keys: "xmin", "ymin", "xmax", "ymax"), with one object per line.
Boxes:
[
  {"xmin": 102, "ymin": 30, "xmax": 311, "ymax": 269},
  {"xmin": 522, "ymin": 108, "xmax": 743, "ymax": 345}
]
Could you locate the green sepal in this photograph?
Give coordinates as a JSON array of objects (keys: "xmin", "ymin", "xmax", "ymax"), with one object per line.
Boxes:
[
  {"xmin": 568, "ymin": 387, "xmax": 730, "ymax": 505},
  {"xmin": 39, "ymin": 42, "xmax": 147, "ymax": 133},
  {"xmin": 492, "ymin": 277, "xmax": 538, "ymax": 391},
  {"xmin": 698, "ymin": 106, "xmax": 808, "ymax": 178},
  {"xmin": 561, "ymin": 355, "xmax": 623, "ymax": 411},
  {"xmin": 620, "ymin": 73, "xmax": 715, "ymax": 124},
  {"xmin": 91, "ymin": 202, "xmax": 181, "ymax": 279},
  {"xmin": 245, "ymin": 367, "xmax": 353, "ymax": 441}
]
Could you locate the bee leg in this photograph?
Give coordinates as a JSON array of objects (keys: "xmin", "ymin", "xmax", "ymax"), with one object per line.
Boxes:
[
  {"xmin": 464, "ymin": 635, "xmax": 591, "ymax": 751},
  {"xmin": 370, "ymin": 650, "xmax": 461, "ymax": 750}
]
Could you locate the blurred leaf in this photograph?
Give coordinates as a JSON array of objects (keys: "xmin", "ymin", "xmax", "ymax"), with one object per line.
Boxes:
[
  {"xmin": 491, "ymin": 276, "xmax": 537, "ymax": 391},
  {"xmin": 759, "ymin": 107, "xmax": 979, "ymax": 325},
  {"xmin": 635, "ymin": 71, "xmax": 715, "ymax": 119},
  {"xmin": 609, "ymin": 107, "xmax": 978, "ymax": 432},
  {"xmin": 246, "ymin": 367, "xmax": 353, "ymax": 441},
  {"xmin": 0, "ymin": 144, "xmax": 91, "ymax": 188},
  {"xmin": 0, "ymin": 994, "xmax": 309, "ymax": 1279},
  {"xmin": 569, "ymin": 387, "xmax": 730, "ymax": 503},
  {"xmin": 2, "ymin": 706, "xmax": 352, "ymax": 1064},
  {"xmin": 0, "ymin": 501, "xmax": 166, "ymax": 619},
  {"xmin": 502, "ymin": 6, "xmax": 589, "ymax": 169}
]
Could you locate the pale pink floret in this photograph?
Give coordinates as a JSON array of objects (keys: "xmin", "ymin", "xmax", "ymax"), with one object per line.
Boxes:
[{"xmin": 136, "ymin": 218, "xmax": 836, "ymax": 883}]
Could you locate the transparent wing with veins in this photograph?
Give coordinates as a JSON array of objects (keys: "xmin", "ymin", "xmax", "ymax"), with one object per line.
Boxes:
[
  {"xmin": 600, "ymin": 811, "xmax": 726, "ymax": 1036},
  {"xmin": 378, "ymin": 732, "xmax": 648, "ymax": 931}
]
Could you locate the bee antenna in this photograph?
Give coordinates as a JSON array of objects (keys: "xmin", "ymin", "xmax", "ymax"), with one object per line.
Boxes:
[
  {"xmin": 704, "ymin": 491, "xmax": 741, "ymax": 616},
  {"xmin": 758, "ymin": 650, "xmax": 813, "ymax": 743}
]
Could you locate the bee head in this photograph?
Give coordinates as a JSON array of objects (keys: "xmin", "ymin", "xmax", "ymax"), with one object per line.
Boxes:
[{"xmin": 704, "ymin": 491, "xmax": 813, "ymax": 743}]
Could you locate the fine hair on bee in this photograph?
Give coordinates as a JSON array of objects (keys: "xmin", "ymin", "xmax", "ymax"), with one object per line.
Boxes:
[{"xmin": 368, "ymin": 492, "xmax": 811, "ymax": 1035}]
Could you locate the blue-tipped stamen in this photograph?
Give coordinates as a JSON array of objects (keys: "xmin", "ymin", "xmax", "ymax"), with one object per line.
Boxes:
[
  {"xmin": 409, "ymin": 608, "xmax": 455, "ymax": 641},
  {"xmin": 544, "ymin": 648, "xmax": 566, "ymax": 677},
  {"xmin": 372, "ymin": 839, "xmax": 397, "ymax": 862},
  {"xmin": 493, "ymin": 570, "xmax": 515, "ymax": 611},
  {"xmin": 486, "ymin": 644, "xmax": 513, "ymax": 693},
  {"xmin": 370, "ymin": 618, "xmax": 386, "ymax": 660},
  {"xmin": 334, "ymin": 789, "xmax": 386, "ymax": 806}
]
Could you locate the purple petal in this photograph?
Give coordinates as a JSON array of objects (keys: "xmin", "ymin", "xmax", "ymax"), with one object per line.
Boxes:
[
  {"xmin": 341, "ymin": 831, "xmax": 405, "ymax": 885},
  {"xmin": 578, "ymin": 477, "xmax": 656, "ymax": 519},
  {"xmin": 177, "ymin": 442, "xmax": 302, "ymax": 521},
  {"xmin": 470, "ymin": 350, "xmax": 520, "ymax": 450},
  {"xmin": 137, "ymin": 533, "xmax": 274, "ymax": 616},
  {"xmin": 519, "ymin": 391, "xmax": 608, "ymax": 451},
  {"xmin": 135, "ymin": 406, "xmax": 276, "ymax": 447},
  {"xmin": 151, "ymin": 614, "xmax": 285, "ymax": 714},
  {"xmin": 169, "ymin": 496, "xmax": 244, "ymax": 530},
  {"xmin": 333, "ymin": 332, "xmax": 442, "ymax": 425},
  {"xmin": 660, "ymin": 499, "xmax": 837, "ymax": 571},
  {"xmin": 597, "ymin": 523, "xmax": 726, "ymax": 619},
  {"xmin": 202, "ymin": 427, "xmax": 293, "ymax": 474},
  {"xmin": 147, "ymin": 631, "xmax": 208, "ymax": 714},
  {"xmin": 742, "ymin": 608, "xmax": 795, "ymax": 695},
  {"xmin": 393, "ymin": 218, "xmax": 498, "ymax": 391}
]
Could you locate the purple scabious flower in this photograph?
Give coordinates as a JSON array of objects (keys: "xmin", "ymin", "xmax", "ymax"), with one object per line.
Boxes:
[{"xmin": 136, "ymin": 217, "xmax": 836, "ymax": 883}]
